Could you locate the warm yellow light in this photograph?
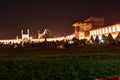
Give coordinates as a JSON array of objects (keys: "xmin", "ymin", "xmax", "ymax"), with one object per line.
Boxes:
[
  {"xmin": 112, "ymin": 34, "xmax": 118, "ymax": 39},
  {"xmin": 94, "ymin": 30, "xmax": 96, "ymax": 35},
  {"xmin": 105, "ymin": 27, "xmax": 108, "ymax": 33},
  {"xmin": 97, "ymin": 29, "xmax": 99, "ymax": 35},
  {"xmin": 109, "ymin": 27, "xmax": 112, "ymax": 33},
  {"xmin": 102, "ymin": 28, "xmax": 104, "ymax": 34},
  {"xmin": 112, "ymin": 26, "xmax": 115, "ymax": 32},
  {"xmin": 90, "ymin": 31, "xmax": 92, "ymax": 35},
  {"xmin": 92, "ymin": 31, "xmax": 94, "ymax": 35},
  {"xmin": 99, "ymin": 29, "xmax": 102, "ymax": 34},
  {"xmin": 116, "ymin": 25, "xmax": 120, "ymax": 31}
]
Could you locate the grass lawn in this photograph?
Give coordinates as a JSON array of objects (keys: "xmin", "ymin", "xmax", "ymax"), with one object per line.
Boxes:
[{"xmin": 0, "ymin": 44, "xmax": 120, "ymax": 80}]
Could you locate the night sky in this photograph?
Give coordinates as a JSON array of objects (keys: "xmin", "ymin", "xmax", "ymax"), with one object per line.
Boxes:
[{"xmin": 0, "ymin": 0, "xmax": 120, "ymax": 39}]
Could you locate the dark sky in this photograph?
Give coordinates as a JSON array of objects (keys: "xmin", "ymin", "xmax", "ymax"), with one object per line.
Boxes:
[{"xmin": 0, "ymin": 0, "xmax": 120, "ymax": 39}]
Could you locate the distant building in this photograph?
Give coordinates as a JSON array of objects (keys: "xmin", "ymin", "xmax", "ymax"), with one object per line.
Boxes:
[
  {"xmin": 38, "ymin": 30, "xmax": 44, "ymax": 39},
  {"xmin": 72, "ymin": 22, "xmax": 92, "ymax": 39},
  {"xmin": 89, "ymin": 24, "xmax": 120, "ymax": 41},
  {"xmin": 72, "ymin": 17, "xmax": 120, "ymax": 43},
  {"xmin": 0, "ymin": 16, "xmax": 120, "ymax": 44},
  {"xmin": 84, "ymin": 17, "xmax": 104, "ymax": 29},
  {"xmin": 21, "ymin": 29, "xmax": 30, "ymax": 42}
]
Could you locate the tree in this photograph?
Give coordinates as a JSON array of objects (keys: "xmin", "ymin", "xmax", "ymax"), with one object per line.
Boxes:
[
  {"xmin": 72, "ymin": 38, "xmax": 79, "ymax": 42},
  {"xmin": 95, "ymin": 35, "xmax": 99, "ymax": 43},
  {"xmin": 115, "ymin": 32, "xmax": 120, "ymax": 45},
  {"xmin": 102, "ymin": 35, "xmax": 107, "ymax": 43},
  {"xmin": 107, "ymin": 33, "xmax": 113, "ymax": 43},
  {"xmin": 90, "ymin": 36, "xmax": 94, "ymax": 43},
  {"xmin": 116, "ymin": 32, "xmax": 120, "ymax": 40}
]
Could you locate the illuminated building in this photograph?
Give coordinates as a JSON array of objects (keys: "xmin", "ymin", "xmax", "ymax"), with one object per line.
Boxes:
[
  {"xmin": 72, "ymin": 22, "xmax": 92, "ymax": 40},
  {"xmin": 21, "ymin": 29, "xmax": 30, "ymax": 42},
  {"xmin": 72, "ymin": 17, "xmax": 120, "ymax": 43},
  {"xmin": 38, "ymin": 30, "xmax": 44, "ymax": 39},
  {"xmin": 89, "ymin": 24, "xmax": 120, "ymax": 42},
  {"xmin": 84, "ymin": 17, "xmax": 104, "ymax": 29},
  {"xmin": 0, "ymin": 17, "xmax": 120, "ymax": 44}
]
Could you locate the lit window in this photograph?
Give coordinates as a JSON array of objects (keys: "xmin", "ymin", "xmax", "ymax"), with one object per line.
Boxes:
[
  {"xmin": 94, "ymin": 30, "xmax": 96, "ymax": 35},
  {"xmin": 112, "ymin": 26, "xmax": 116, "ymax": 32},
  {"xmin": 105, "ymin": 28, "xmax": 108, "ymax": 33},
  {"xmin": 91, "ymin": 31, "xmax": 93, "ymax": 35},
  {"xmin": 109, "ymin": 27, "xmax": 111, "ymax": 33},
  {"xmin": 90, "ymin": 31, "xmax": 92, "ymax": 35},
  {"xmin": 117, "ymin": 25, "xmax": 120, "ymax": 31},
  {"xmin": 97, "ymin": 29, "xmax": 98, "ymax": 35},
  {"xmin": 102, "ymin": 28, "xmax": 104, "ymax": 34},
  {"xmin": 100, "ymin": 29, "xmax": 101, "ymax": 34},
  {"xmin": 92, "ymin": 31, "xmax": 94, "ymax": 35}
]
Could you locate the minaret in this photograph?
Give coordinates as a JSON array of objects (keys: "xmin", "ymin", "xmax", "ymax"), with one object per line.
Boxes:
[
  {"xmin": 38, "ymin": 30, "xmax": 40, "ymax": 39},
  {"xmin": 16, "ymin": 35, "xmax": 18, "ymax": 40},
  {"xmin": 27, "ymin": 29, "xmax": 29, "ymax": 36},
  {"xmin": 21, "ymin": 30, "xmax": 23, "ymax": 39},
  {"xmin": 21, "ymin": 30, "xmax": 23, "ymax": 35}
]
